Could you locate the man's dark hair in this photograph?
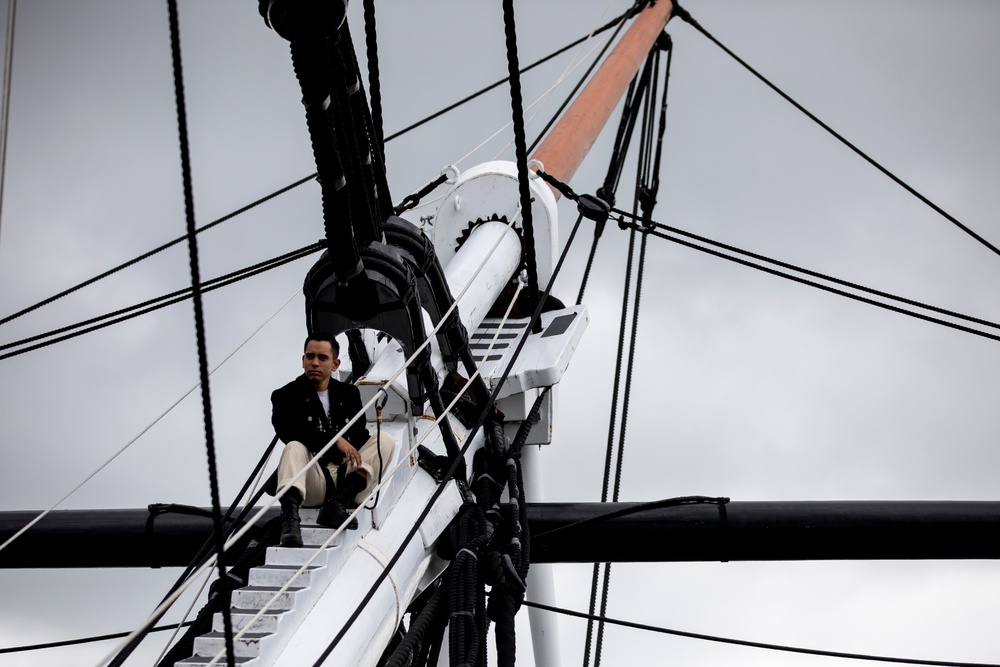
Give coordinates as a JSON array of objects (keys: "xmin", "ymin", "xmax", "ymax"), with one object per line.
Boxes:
[{"xmin": 304, "ymin": 331, "xmax": 340, "ymax": 357}]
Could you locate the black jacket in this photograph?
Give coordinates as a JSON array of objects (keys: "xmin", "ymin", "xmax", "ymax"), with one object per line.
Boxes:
[{"xmin": 270, "ymin": 374, "xmax": 371, "ymax": 465}]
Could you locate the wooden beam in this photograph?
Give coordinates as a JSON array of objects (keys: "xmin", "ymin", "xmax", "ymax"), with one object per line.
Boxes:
[{"xmin": 530, "ymin": 0, "xmax": 674, "ymax": 195}]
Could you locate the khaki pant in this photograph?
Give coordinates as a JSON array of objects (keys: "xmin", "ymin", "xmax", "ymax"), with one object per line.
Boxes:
[{"xmin": 276, "ymin": 432, "xmax": 396, "ymax": 507}]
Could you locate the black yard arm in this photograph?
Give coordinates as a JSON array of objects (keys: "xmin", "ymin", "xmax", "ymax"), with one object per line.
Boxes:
[{"xmin": 2, "ymin": 501, "xmax": 1000, "ymax": 568}]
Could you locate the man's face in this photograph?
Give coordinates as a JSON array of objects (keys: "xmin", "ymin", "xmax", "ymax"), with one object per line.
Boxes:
[{"xmin": 302, "ymin": 339, "xmax": 340, "ymax": 388}]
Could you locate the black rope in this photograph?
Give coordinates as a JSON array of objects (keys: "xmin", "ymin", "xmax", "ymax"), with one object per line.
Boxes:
[
  {"xmin": 165, "ymin": 4, "xmax": 234, "ymax": 665},
  {"xmin": 0, "ymin": 622, "xmax": 194, "ymax": 655},
  {"xmin": 502, "ymin": 0, "xmax": 541, "ymax": 329},
  {"xmin": 108, "ymin": 438, "xmax": 280, "ymax": 666},
  {"xmin": 310, "ymin": 195, "xmax": 590, "ymax": 667},
  {"xmin": 0, "ymin": 7, "xmax": 641, "ymax": 330},
  {"xmin": 525, "ymin": 600, "xmax": 1000, "ymax": 667},
  {"xmin": 671, "ymin": 3, "xmax": 1000, "ymax": 261},
  {"xmin": 538, "ymin": 167, "xmax": 1000, "ymax": 344},
  {"xmin": 0, "ymin": 242, "xmax": 322, "ymax": 361},
  {"xmin": 0, "ymin": 173, "xmax": 316, "ymax": 328}
]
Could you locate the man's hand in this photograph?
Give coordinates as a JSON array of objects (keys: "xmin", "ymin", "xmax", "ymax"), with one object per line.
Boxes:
[{"xmin": 336, "ymin": 437, "xmax": 362, "ymax": 471}]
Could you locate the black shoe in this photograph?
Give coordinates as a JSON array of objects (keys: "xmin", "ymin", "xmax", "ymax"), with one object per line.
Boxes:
[
  {"xmin": 317, "ymin": 490, "xmax": 358, "ymax": 530},
  {"xmin": 279, "ymin": 490, "xmax": 303, "ymax": 548}
]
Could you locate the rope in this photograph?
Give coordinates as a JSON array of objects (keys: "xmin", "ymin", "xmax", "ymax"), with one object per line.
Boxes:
[
  {"xmin": 672, "ymin": 3, "xmax": 1000, "ymax": 261},
  {"xmin": 525, "ymin": 600, "xmax": 1000, "ymax": 667},
  {"xmin": 0, "ymin": 621, "xmax": 194, "ymax": 655},
  {"xmin": 0, "ymin": 242, "xmax": 322, "ymax": 360},
  {"xmin": 0, "ymin": 172, "xmax": 315, "ymax": 327},
  {"xmin": 382, "ymin": 3, "xmax": 641, "ymax": 145},
  {"xmin": 187, "ymin": 211, "xmax": 532, "ymax": 667},
  {"xmin": 628, "ymin": 213, "xmax": 1000, "ymax": 332},
  {"xmin": 501, "ymin": 0, "xmax": 541, "ymax": 323},
  {"xmin": 164, "ymin": 3, "xmax": 234, "ymax": 666}
]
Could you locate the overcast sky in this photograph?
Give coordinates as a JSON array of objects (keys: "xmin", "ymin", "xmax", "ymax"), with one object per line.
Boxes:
[{"xmin": 1, "ymin": 1, "xmax": 999, "ymax": 666}]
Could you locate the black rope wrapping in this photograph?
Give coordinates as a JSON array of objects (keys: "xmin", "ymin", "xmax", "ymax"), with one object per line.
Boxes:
[
  {"xmin": 383, "ymin": 582, "xmax": 449, "ymax": 667},
  {"xmin": 485, "ymin": 388, "xmax": 546, "ymax": 667},
  {"xmin": 438, "ymin": 497, "xmax": 494, "ymax": 667},
  {"xmin": 340, "ymin": 18, "xmax": 393, "ymax": 221},
  {"xmin": 671, "ymin": 3, "xmax": 1000, "ymax": 261},
  {"xmin": 165, "ymin": 3, "xmax": 234, "ymax": 666},
  {"xmin": 287, "ymin": 35, "xmax": 359, "ymax": 280},
  {"xmin": 334, "ymin": 22, "xmax": 385, "ymax": 244}
]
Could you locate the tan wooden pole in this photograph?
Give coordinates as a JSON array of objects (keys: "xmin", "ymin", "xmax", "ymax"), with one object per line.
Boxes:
[{"xmin": 530, "ymin": 1, "xmax": 674, "ymax": 197}]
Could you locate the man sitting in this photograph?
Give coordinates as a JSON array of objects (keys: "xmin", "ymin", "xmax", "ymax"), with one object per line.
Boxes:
[{"xmin": 271, "ymin": 332, "xmax": 395, "ymax": 547}]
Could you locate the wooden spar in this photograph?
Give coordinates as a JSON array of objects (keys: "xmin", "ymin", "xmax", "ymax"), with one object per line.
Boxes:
[
  {"xmin": 530, "ymin": 0, "xmax": 674, "ymax": 196},
  {"xmin": 5, "ymin": 501, "xmax": 1000, "ymax": 567}
]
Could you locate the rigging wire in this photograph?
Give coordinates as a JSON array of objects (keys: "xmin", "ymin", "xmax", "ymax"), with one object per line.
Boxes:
[
  {"xmin": 525, "ymin": 600, "xmax": 1000, "ymax": 667},
  {"xmin": 0, "ymin": 242, "xmax": 322, "ymax": 361},
  {"xmin": 671, "ymin": 3, "xmax": 1000, "ymax": 261},
  {"xmin": 589, "ymin": 41, "xmax": 670, "ymax": 667},
  {"xmin": 0, "ymin": 0, "xmax": 15, "ymax": 244}
]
